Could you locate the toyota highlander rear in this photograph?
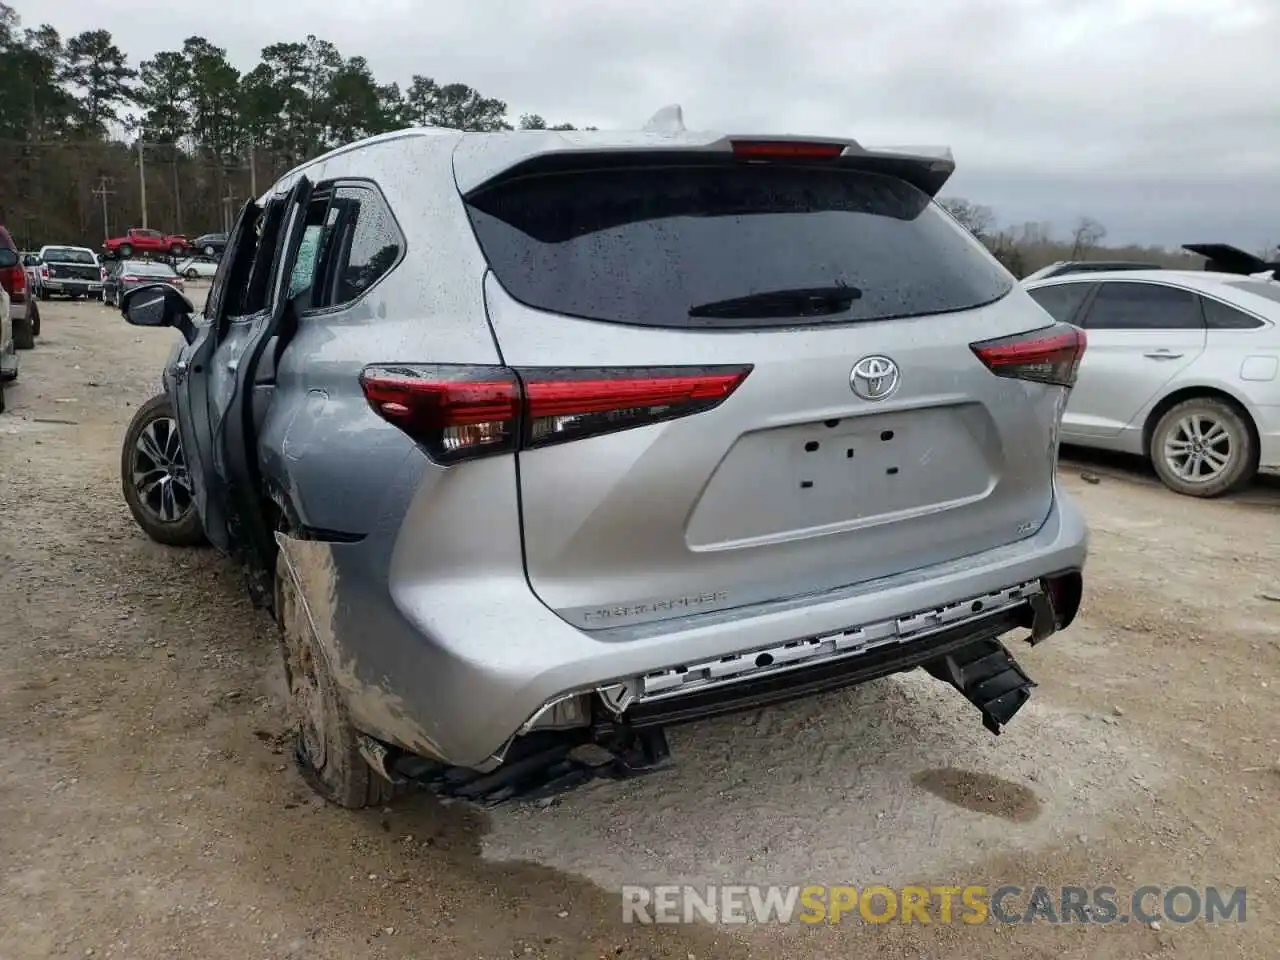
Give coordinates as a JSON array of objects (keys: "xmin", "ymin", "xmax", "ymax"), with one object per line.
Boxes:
[{"xmin": 354, "ymin": 131, "xmax": 1088, "ymax": 799}]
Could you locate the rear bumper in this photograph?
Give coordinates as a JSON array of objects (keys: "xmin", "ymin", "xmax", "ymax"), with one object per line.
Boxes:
[
  {"xmin": 9, "ymin": 298, "xmax": 26, "ymax": 322},
  {"xmin": 323, "ymin": 487, "xmax": 1087, "ymax": 770},
  {"xmin": 1255, "ymin": 404, "xmax": 1280, "ymax": 470},
  {"xmin": 43, "ymin": 278, "xmax": 102, "ymax": 294}
]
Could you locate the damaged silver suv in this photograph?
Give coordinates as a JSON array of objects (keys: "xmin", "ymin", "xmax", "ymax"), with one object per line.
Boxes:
[{"xmin": 117, "ymin": 113, "xmax": 1088, "ymax": 808}]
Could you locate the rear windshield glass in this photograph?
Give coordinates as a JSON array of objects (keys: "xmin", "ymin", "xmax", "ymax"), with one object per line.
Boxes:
[
  {"xmin": 126, "ymin": 261, "xmax": 177, "ymax": 277},
  {"xmin": 44, "ymin": 247, "xmax": 96, "ymax": 264},
  {"xmin": 464, "ymin": 165, "xmax": 1012, "ymax": 329},
  {"xmin": 1227, "ymin": 280, "xmax": 1280, "ymax": 305}
]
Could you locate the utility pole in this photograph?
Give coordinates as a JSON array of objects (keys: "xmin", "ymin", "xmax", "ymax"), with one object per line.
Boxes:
[
  {"xmin": 91, "ymin": 176, "xmax": 116, "ymax": 244},
  {"xmin": 221, "ymin": 188, "xmax": 237, "ymax": 233},
  {"xmin": 248, "ymin": 142, "xmax": 257, "ymax": 198},
  {"xmin": 137, "ymin": 141, "xmax": 148, "ymax": 229}
]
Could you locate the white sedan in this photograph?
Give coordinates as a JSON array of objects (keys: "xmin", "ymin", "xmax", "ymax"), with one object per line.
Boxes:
[
  {"xmin": 175, "ymin": 257, "xmax": 219, "ymax": 280},
  {"xmin": 1024, "ymin": 270, "xmax": 1280, "ymax": 497}
]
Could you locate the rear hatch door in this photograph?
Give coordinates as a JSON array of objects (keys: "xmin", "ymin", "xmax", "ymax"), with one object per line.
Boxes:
[{"xmin": 462, "ymin": 143, "xmax": 1070, "ymax": 630}]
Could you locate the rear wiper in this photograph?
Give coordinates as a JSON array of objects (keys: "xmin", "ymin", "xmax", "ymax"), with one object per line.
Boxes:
[{"xmin": 687, "ymin": 284, "xmax": 862, "ymax": 320}]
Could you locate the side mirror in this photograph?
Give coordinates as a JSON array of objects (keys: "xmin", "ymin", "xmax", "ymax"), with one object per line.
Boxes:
[
  {"xmin": 0, "ymin": 248, "xmax": 18, "ymax": 268},
  {"xmin": 121, "ymin": 283, "xmax": 197, "ymax": 344}
]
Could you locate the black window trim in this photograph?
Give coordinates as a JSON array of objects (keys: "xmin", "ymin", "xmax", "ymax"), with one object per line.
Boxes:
[{"xmin": 295, "ymin": 176, "xmax": 407, "ymax": 319}]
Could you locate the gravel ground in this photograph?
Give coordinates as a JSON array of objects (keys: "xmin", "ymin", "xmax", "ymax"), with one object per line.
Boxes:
[{"xmin": 1, "ymin": 293, "xmax": 1279, "ymax": 959}]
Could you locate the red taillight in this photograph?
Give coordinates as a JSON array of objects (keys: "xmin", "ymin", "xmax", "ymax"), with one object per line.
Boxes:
[
  {"xmin": 120, "ymin": 275, "xmax": 141, "ymax": 282},
  {"xmin": 40, "ymin": 266, "xmax": 48, "ymax": 278},
  {"xmin": 100, "ymin": 267, "xmax": 107, "ymax": 282},
  {"xmin": 970, "ymin": 323, "xmax": 1086, "ymax": 388},
  {"xmin": 359, "ymin": 364, "xmax": 752, "ymax": 465},
  {"xmin": 0, "ymin": 265, "xmax": 23, "ymax": 295},
  {"xmin": 731, "ymin": 140, "xmax": 845, "ymax": 159}
]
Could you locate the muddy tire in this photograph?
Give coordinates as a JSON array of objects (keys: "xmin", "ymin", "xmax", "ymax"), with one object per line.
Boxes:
[
  {"xmin": 275, "ymin": 547, "xmax": 394, "ymax": 810},
  {"xmin": 1149, "ymin": 397, "xmax": 1256, "ymax": 498},
  {"xmin": 13, "ymin": 316, "xmax": 34, "ymax": 350},
  {"xmin": 120, "ymin": 393, "xmax": 206, "ymax": 546}
]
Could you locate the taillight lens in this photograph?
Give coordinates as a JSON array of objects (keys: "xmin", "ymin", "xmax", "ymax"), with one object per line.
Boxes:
[
  {"xmin": 731, "ymin": 140, "xmax": 845, "ymax": 159},
  {"xmin": 121, "ymin": 275, "xmax": 140, "ymax": 282},
  {"xmin": 100, "ymin": 267, "xmax": 107, "ymax": 282},
  {"xmin": 970, "ymin": 323, "xmax": 1086, "ymax": 388},
  {"xmin": 359, "ymin": 364, "xmax": 752, "ymax": 465},
  {"xmin": 0, "ymin": 265, "xmax": 23, "ymax": 295}
]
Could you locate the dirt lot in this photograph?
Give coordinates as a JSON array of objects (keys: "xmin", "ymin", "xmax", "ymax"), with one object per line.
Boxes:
[{"xmin": 1, "ymin": 294, "xmax": 1278, "ymax": 960}]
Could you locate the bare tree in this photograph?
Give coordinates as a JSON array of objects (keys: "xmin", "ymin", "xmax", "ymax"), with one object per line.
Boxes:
[
  {"xmin": 937, "ymin": 197, "xmax": 996, "ymax": 240},
  {"xmin": 1069, "ymin": 217, "xmax": 1107, "ymax": 260}
]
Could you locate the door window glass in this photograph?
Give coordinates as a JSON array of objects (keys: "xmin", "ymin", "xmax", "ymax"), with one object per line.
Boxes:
[{"xmin": 1081, "ymin": 282, "xmax": 1202, "ymax": 330}]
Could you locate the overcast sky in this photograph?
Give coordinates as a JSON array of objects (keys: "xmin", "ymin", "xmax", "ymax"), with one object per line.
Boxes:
[{"xmin": 26, "ymin": 0, "xmax": 1280, "ymax": 251}]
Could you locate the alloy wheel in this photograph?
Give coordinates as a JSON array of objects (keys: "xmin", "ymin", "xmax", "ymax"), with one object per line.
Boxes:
[
  {"xmin": 1161, "ymin": 413, "xmax": 1235, "ymax": 484},
  {"xmin": 131, "ymin": 415, "xmax": 193, "ymax": 523}
]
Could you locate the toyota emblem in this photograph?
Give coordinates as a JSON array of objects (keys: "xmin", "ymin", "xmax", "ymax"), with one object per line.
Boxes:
[{"xmin": 850, "ymin": 356, "xmax": 900, "ymax": 401}]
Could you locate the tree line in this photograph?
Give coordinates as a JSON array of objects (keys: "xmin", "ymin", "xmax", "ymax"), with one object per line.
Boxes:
[
  {"xmin": 936, "ymin": 197, "xmax": 1228, "ymax": 278},
  {"xmin": 0, "ymin": 1, "xmax": 590, "ymax": 247}
]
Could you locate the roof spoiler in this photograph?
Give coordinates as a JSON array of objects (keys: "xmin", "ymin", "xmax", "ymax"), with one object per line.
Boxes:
[{"xmin": 460, "ymin": 137, "xmax": 956, "ymax": 199}]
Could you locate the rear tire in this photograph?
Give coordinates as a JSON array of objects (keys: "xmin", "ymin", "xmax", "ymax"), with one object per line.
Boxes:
[
  {"xmin": 120, "ymin": 393, "xmax": 206, "ymax": 546},
  {"xmin": 275, "ymin": 546, "xmax": 395, "ymax": 810},
  {"xmin": 29, "ymin": 302, "xmax": 40, "ymax": 337},
  {"xmin": 1149, "ymin": 397, "xmax": 1256, "ymax": 498},
  {"xmin": 13, "ymin": 316, "xmax": 34, "ymax": 350},
  {"xmin": 202, "ymin": 245, "xmax": 215, "ymax": 257},
  {"xmin": 118, "ymin": 244, "xmax": 133, "ymax": 258}
]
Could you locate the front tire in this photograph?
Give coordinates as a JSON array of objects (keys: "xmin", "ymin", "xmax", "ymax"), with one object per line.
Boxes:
[
  {"xmin": 118, "ymin": 244, "xmax": 133, "ymax": 258},
  {"xmin": 120, "ymin": 393, "xmax": 206, "ymax": 546},
  {"xmin": 1149, "ymin": 397, "xmax": 1256, "ymax": 498},
  {"xmin": 202, "ymin": 245, "xmax": 215, "ymax": 257},
  {"xmin": 275, "ymin": 546, "xmax": 394, "ymax": 809}
]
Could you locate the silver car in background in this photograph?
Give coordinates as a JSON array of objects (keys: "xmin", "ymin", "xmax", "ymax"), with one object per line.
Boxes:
[
  {"xmin": 117, "ymin": 122, "xmax": 1089, "ymax": 808},
  {"xmin": 1025, "ymin": 270, "xmax": 1280, "ymax": 496}
]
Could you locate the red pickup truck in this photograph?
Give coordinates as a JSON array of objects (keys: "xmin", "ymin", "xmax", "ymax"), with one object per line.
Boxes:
[{"xmin": 103, "ymin": 228, "xmax": 190, "ymax": 258}]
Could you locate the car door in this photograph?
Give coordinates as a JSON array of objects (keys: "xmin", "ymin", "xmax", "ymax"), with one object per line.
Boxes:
[
  {"xmin": 167, "ymin": 202, "xmax": 261, "ymax": 552},
  {"xmin": 208, "ymin": 175, "xmax": 314, "ymax": 585},
  {"xmin": 1066, "ymin": 280, "xmax": 1207, "ymax": 437}
]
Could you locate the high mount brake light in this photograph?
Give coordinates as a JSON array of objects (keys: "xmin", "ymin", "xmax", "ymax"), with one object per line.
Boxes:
[
  {"xmin": 731, "ymin": 140, "xmax": 846, "ymax": 159},
  {"xmin": 970, "ymin": 322, "xmax": 1087, "ymax": 388},
  {"xmin": 359, "ymin": 364, "xmax": 753, "ymax": 465}
]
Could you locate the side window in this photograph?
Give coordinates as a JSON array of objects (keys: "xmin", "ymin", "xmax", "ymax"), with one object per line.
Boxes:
[
  {"xmin": 1201, "ymin": 296, "xmax": 1263, "ymax": 330},
  {"xmin": 1082, "ymin": 282, "xmax": 1202, "ymax": 331},
  {"xmin": 287, "ymin": 196, "xmax": 338, "ymax": 304},
  {"xmin": 1027, "ymin": 283, "xmax": 1092, "ymax": 324},
  {"xmin": 207, "ymin": 203, "xmax": 264, "ymax": 323},
  {"xmin": 313, "ymin": 182, "xmax": 403, "ymax": 309}
]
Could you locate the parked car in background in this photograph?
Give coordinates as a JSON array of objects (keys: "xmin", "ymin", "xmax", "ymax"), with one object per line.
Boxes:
[
  {"xmin": 1, "ymin": 226, "xmax": 37, "ymax": 348},
  {"xmin": 37, "ymin": 244, "xmax": 105, "ymax": 301},
  {"xmin": 0, "ymin": 244, "xmax": 18, "ymax": 411},
  {"xmin": 20, "ymin": 252, "xmax": 44, "ymax": 300},
  {"xmin": 1022, "ymin": 260, "xmax": 1165, "ymax": 282},
  {"xmin": 117, "ymin": 123, "xmax": 1088, "ymax": 809},
  {"xmin": 1025, "ymin": 270, "xmax": 1280, "ymax": 497},
  {"xmin": 102, "ymin": 227, "xmax": 189, "ymax": 259},
  {"xmin": 175, "ymin": 256, "xmax": 218, "ymax": 280},
  {"xmin": 190, "ymin": 232, "xmax": 227, "ymax": 258},
  {"xmin": 102, "ymin": 258, "xmax": 184, "ymax": 307}
]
